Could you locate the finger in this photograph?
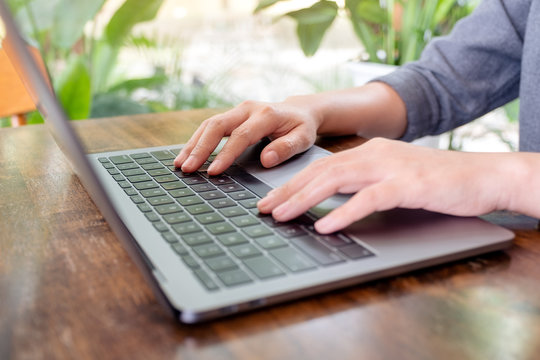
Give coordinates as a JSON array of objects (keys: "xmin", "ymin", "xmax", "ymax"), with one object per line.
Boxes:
[
  {"xmin": 257, "ymin": 156, "xmax": 334, "ymax": 212},
  {"xmin": 207, "ymin": 109, "xmax": 284, "ymax": 175},
  {"xmin": 259, "ymin": 126, "xmax": 316, "ymax": 168},
  {"xmin": 174, "ymin": 121, "xmax": 209, "ymax": 167},
  {"xmin": 315, "ymin": 180, "xmax": 403, "ymax": 234},
  {"xmin": 270, "ymin": 170, "xmax": 345, "ymax": 222},
  {"xmin": 181, "ymin": 107, "xmax": 249, "ymax": 172}
]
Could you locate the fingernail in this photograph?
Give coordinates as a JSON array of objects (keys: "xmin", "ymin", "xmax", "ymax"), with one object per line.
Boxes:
[
  {"xmin": 315, "ymin": 216, "xmax": 338, "ymax": 234},
  {"xmin": 264, "ymin": 151, "xmax": 279, "ymax": 167},
  {"xmin": 208, "ymin": 159, "xmax": 221, "ymax": 174},
  {"xmin": 181, "ymin": 155, "xmax": 195, "ymax": 171},
  {"xmin": 272, "ymin": 202, "xmax": 291, "ymax": 220}
]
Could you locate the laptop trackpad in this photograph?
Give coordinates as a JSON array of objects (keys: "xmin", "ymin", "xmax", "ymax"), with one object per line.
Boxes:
[{"xmin": 235, "ymin": 142, "xmax": 351, "ymax": 215}]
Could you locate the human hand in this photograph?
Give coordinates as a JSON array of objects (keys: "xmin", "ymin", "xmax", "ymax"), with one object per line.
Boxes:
[
  {"xmin": 174, "ymin": 97, "xmax": 324, "ymax": 175},
  {"xmin": 257, "ymin": 138, "xmax": 517, "ymax": 234}
]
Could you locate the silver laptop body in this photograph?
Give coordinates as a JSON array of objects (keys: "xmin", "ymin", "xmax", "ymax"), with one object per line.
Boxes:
[{"xmin": 0, "ymin": 0, "xmax": 514, "ymax": 323}]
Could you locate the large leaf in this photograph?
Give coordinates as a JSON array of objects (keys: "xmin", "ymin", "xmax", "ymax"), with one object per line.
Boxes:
[
  {"xmin": 56, "ymin": 56, "xmax": 91, "ymax": 120},
  {"xmin": 254, "ymin": 0, "xmax": 288, "ymax": 13},
  {"xmin": 286, "ymin": 1, "xmax": 338, "ymax": 56},
  {"xmin": 105, "ymin": 0, "xmax": 164, "ymax": 47},
  {"xmin": 90, "ymin": 93, "xmax": 151, "ymax": 118},
  {"xmin": 106, "ymin": 72, "xmax": 168, "ymax": 94},
  {"xmin": 51, "ymin": 0, "xmax": 105, "ymax": 50}
]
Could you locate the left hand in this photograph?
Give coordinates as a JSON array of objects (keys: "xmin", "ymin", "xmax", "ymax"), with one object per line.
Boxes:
[{"xmin": 257, "ymin": 138, "xmax": 518, "ymax": 234}]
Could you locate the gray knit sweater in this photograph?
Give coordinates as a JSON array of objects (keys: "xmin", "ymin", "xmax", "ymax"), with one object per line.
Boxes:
[{"xmin": 377, "ymin": 0, "xmax": 539, "ymax": 151}]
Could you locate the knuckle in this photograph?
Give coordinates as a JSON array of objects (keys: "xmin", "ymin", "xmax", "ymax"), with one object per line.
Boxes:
[
  {"xmin": 258, "ymin": 104, "xmax": 276, "ymax": 117},
  {"xmin": 239, "ymin": 99, "xmax": 257, "ymax": 109}
]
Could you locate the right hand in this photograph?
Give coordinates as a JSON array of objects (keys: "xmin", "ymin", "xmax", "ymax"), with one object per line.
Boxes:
[{"xmin": 174, "ymin": 97, "xmax": 324, "ymax": 175}]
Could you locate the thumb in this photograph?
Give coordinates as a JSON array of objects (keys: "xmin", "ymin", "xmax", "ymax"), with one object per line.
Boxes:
[{"xmin": 260, "ymin": 128, "xmax": 315, "ymax": 168}]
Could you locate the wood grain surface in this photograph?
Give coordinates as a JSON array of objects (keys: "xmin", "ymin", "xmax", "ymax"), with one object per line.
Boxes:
[{"xmin": 1, "ymin": 109, "xmax": 540, "ymax": 360}]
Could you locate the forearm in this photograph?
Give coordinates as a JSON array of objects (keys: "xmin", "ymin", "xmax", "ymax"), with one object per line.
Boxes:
[
  {"xmin": 503, "ymin": 152, "xmax": 540, "ymax": 219},
  {"xmin": 286, "ymin": 82, "xmax": 407, "ymax": 139}
]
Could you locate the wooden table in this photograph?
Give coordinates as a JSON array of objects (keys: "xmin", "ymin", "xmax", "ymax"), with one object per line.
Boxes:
[{"xmin": 2, "ymin": 109, "xmax": 540, "ymax": 360}]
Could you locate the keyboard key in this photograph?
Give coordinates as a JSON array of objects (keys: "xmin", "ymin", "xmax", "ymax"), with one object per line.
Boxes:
[
  {"xmin": 162, "ymin": 231, "xmax": 178, "ymax": 243},
  {"xmin": 171, "ymin": 242, "xmax": 188, "ymax": 255},
  {"xmin": 209, "ymin": 198, "xmax": 236, "ymax": 209},
  {"xmin": 127, "ymin": 174, "xmax": 152, "ymax": 183},
  {"xmin": 145, "ymin": 212, "xmax": 160, "ymax": 222},
  {"xmin": 121, "ymin": 168, "xmax": 145, "ymax": 177},
  {"xmin": 153, "ymin": 221, "xmax": 169, "ymax": 232},
  {"xmin": 124, "ymin": 187, "xmax": 138, "ymax": 196},
  {"xmin": 147, "ymin": 195, "xmax": 174, "ymax": 206},
  {"xmin": 193, "ymin": 243, "xmax": 225, "ymax": 258},
  {"xmin": 163, "ymin": 212, "xmax": 190, "ymax": 224},
  {"xmin": 147, "ymin": 168, "xmax": 170, "ymax": 177},
  {"xmin": 185, "ymin": 204, "xmax": 213, "ymax": 215},
  {"xmin": 270, "ymin": 247, "xmax": 317, "ymax": 272},
  {"xmin": 109, "ymin": 155, "xmax": 133, "ymax": 164},
  {"xmin": 207, "ymin": 222, "xmax": 235, "ymax": 235},
  {"xmin": 137, "ymin": 203, "xmax": 152, "ymax": 212},
  {"xmin": 216, "ymin": 233, "xmax": 249, "ymax": 246},
  {"xmin": 141, "ymin": 163, "xmax": 164, "ymax": 171},
  {"xmin": 242, "ymin": 225, "xmax": 273, "ymax": 238},
  {"xmin": 172, "ymin": 222, "xmax": 202, "ymax": 235},
  {"xmin": 230, "ymin": 244, "xmax": 262, "ymax": 258},
  {"xmin": 218, "ymin": 183, "xmax": 243, "ymax": 193},
  {"xmin": 154, "ymin": 174, "xmax": 178, "ymax": 183},
  {"xmin": 135, "ymin": 157, "xmax": 157, "ymax": 165},
  {"xmin": 112, "ymin": 174, "xmax": 125, "ymax": 182},
  {"xmin": 231, "ymin": 215, "xmax": 260, "ymax": 227},
  {"xmin": 98, "ymin": 157, "xmax": 109, "ymax": 163},
  {"xmin": 117, "ymin": 181, "xmax": 131, "ymax": 188},
  {"xmin": 168, "ymin": 188, "xmax": 194, "ymax": 198},
  {"xmin": 130, "ymin": 195, "xmax": 145, "ymax": 204},
  {"xmin": 205, "ymin": 256, "xmax": 238, "ymax": 272},
  {"xmin": 161, "ymin": 181, "xmax": 186, "ymax": 190},
  {"xmin": 181, "ymin": 255, "xmax": 200, "ymax": 268},
  {"xmin": 255, "ymin": 235, "xmax": 288, "ymax": 249},
  {"xmin": 102, "ymin": 162, "xmax": 115, "ymax": 169},
  {"xmin": 183, "ymin": 176, "xmax": 207, "ymax": 185},
  {"xmin": 130, "ymin": 152, "xmax": 151, "ymax": 159},
  {"xmin": 339, "ymin": 243, "xmax": 374, "ymax": 260},
  {"xmin": 161, "ymin": 159, "xmax": 174, "ymax": 166},
  {"xmin": 108, "ymin": 168, "xmax": 120, "ymax": 175},
  {"xmin": 155, "ymin": 203, "xmax": 183, "ymax": 215},
  {"xmin": 193, "ymin": 268, "xmax": 219, "ymax": 291},
  {"xmin": 117, "ymin": 163, "xmax": 139, "ymax": 170},
  {"xmin": 229, "ymin": 191, "xmax": 255, "ymax": 201},
  {"xmin": 290, "ymin": 236, "xmax": 345, "ymax": 266},
  {"xmin": 195, "ymin": 213, "xmax": 224, "ymax": 224},
  {"xmin": 238, "ymin": 198, "xmax": 258, "ymax": 209},
  {"xmin": 275, "ymin": 225, "xmax": 308, "ymax": 238},
  {"xmin": 243, "ymin": 257, "xmax": 285, "ymax": 279},
  {"xmin": 140, "ymin": 188, "xmax": 166, "ymax": 198},
  {"xmin": 200, "ymin": 190, "xmax": 226, "ymax": 200},
  {"xmin": 182, "ymin": 232, "xmax": 212, "ymax": 246},
  {"xmin": 208, "ymin": 176, "xmax": 234, "ymax": 185},
  {"xmin": 191, "ymin": 183, "xmax": 216, "ymax": 192},
  {"xmin": 133, "ymin": 181, "xmax": 158, "ymax": 190},
  {"xmin": 217, "ymin": 269, "xmax": 252, "ymax": 287},
  {"xmin": 219, "ymin": 206, "xmax": 247, "ymax": 217},
  {"xmin": 177, "ymin": 195, "xmax": 203, "ymax": 206},
  {"xmin": 150, "ymin": 150, "xmax": 175, "ymax": 160}
]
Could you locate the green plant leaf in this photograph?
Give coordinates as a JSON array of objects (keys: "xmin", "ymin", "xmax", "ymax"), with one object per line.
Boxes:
[
  {"xmin": 254, "ymin": 0, "xmax": 287, "ymax": 13},
  {"xmin": 106, "ymin": 73, "xmax": 168, "ymax": 94},
  {"xmin": 286, "ymin": 1, "xmax": 338, "ymax": 56},
  {"xmin": 105, "ymin": 0, "xmax": 164, "ymax": 47},
  {"xmin": 56, "ymin": 56, "xmax": 92, "ymax": 120},
  {"xmin": 50, "ymin": 0, "xmax": 105, "ymax": 50},
  {"xmin": 285, "ymin": 0, "xmax": 338, "ymax": 24},
  {"xmin": 90, "ymin": 93, "xmax": 151, "ymax": 118},
  {"xmin": 355, "ymin": 0, "xmax": 387, "ymax": 24}
]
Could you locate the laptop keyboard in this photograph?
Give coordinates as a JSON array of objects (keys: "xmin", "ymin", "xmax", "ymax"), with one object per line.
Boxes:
[{"xmin": 98, "ymin": 148, "xmax": 374, "ymax": 291}]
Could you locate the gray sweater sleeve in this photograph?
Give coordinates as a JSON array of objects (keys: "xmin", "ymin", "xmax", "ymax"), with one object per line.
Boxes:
[{"xmin": 375, "ymin": 0, "xmax": 529, "ymax": 142}]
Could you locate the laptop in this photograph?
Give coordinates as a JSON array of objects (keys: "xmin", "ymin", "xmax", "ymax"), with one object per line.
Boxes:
[{"xmin": 0, "ymin": 1, "xmax": 514, "ymax": 323}]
